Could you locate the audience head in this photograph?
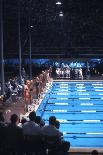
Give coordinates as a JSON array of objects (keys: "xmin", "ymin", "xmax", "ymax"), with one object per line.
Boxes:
[
  {"xmin": 10, "ymin": 114, "xmax": 18, "ymax": 124},
  {"xmin": 55, "ymin": 120, "xmax": 60, "ymax": 129},
  {"xmin": 0, "ymin": 112, "xmax": 4, "ymax": 122},
  {"xmin": 49, "ymin": 116, "xmax": 56, "ymax": 125},
  {"xmin": 29, "ymin": 111, "xmax": 36, "ymax": 121},
  {"xmin": 91, "ymin": 150, "xmax": 98, "ymax": 155},
  {"xmin": 35, "ymin": 116, "xmax": 45, "ymax": 127}
]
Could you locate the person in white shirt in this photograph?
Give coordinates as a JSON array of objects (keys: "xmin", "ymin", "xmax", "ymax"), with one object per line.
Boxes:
[
  {"xmin": 56, "ymin": 68, "xmax": 61, "ymax": 78},
  {"xmin": 42, "ymin": 116, "xmax": 62, "ymax": 137},
  {"xmin": 42, "ymin": 116, "xmax": 70, "ymax": 155},
  {"xmin": 22, "ymin": 111, "xmax": 41, "ymax": 135}
]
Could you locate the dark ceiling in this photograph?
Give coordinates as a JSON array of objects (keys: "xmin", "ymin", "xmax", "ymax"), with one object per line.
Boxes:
[{"xmin": 2, "ymin": 0, "xmax": 103, "ymax": 58}]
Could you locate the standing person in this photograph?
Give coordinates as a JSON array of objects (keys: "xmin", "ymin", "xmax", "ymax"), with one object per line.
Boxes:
[
  {"xmin": 42, "ymin": 71, "xmax": 46, "ymax": 88},
  {"xmin": 78, "ymin": 68, "xmax": 83, "ymax": 80},
  {"xmin": 49, "ymin": 66, "xmax": 52, "ymax": 78},
  {"xmin": 56, "ymin": 68, "xmax": 61, "ymax": 78},
  {"xmin": 22, "ymin": 67, "xmax": 26, "ymax": 77},
  {"xmin": 45, "ymin": 69, "xmax": 50, "ymax": 83},
  {"xmin": 23, "ymin": 80, "xmax": 31, "ymax": 105},
  {"xmin": 29, "ymin": 80, "xmax": 34, "ymax": 104},
  {"xmin": 35, "ymin": 77, "xmax": 40, "ymax": 99},
  {"xmin": 86, "ymin": 68, "xmax": 90, "ymax": 80},
  {"xmin": 39, "ymin": 74, "xmax": 44, "ymax": 93}
]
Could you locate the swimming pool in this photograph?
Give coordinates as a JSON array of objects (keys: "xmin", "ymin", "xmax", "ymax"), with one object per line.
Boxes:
[{"xmin": 36, "ymin": 81, "xmax": 103, "ymax": 148}]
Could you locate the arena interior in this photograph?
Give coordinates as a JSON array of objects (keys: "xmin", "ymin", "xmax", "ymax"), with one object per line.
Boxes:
[{"xmin": 0, "ymin": 0, "xmax": 103, "ymax": 155}]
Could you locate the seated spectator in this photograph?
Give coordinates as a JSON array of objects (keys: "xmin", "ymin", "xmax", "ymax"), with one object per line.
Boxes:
[
  {"xmin": 42, "ymin": 116, "xmax": 62, "ymax": 137},
  {"xmin": 55, "ymin": 119, "xmax": 70, "ymax": 155},
  {"xmin": 22, "ymin": 111, "xmax": 41, "ymax": 135},
  {"xmin": 35, "ymin": 116, "xmax": 45, "ymax": 128},
  {"xmin": 91, "ymin": 150, "xmax": 99, "ymax": 155},
  {"xmin": 42, "ymin": 116, "xmax": 70, "ymax": 155},
  {"xmin": 22, "ymin": 112, "xmax": 45, "ymax": 154},
  {"xmin": 5, "ymin": 114, "xmax": 23, "ymax": 154},
  {"xmin": 55, "ymin": 120, "xmax": 63, "ymax": 136},
  {"xmin": 55, "ymin": 120, "xmax": 60, "ymax": 129}
]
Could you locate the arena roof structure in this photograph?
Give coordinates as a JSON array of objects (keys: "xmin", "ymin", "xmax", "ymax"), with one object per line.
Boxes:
[{"xmin": 1, "ymin": 0, "xmax": 103, "ymax": 58}]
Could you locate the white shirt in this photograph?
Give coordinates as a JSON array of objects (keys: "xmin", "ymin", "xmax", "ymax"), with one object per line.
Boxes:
[
  {"xmin": 22, "ymin": 121, "xmax": 41, "ymax": 135},
  {"xmin": 41, "ymin": 125, "xmax": 62, "ymax": 137}
]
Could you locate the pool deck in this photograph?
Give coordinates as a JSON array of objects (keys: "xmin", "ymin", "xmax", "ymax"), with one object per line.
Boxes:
[
  {"xmin": 54, "ymin": 79, "xmax": 103, "ymax": 82},
  {"xmin": 69, "ymin": 147, "xmax": 103, "ymax": 154}
]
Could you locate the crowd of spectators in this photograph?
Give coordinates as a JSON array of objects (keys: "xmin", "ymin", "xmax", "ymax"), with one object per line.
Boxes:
[
  {"xmin": 0, "ymin": 67, "xmax": 52, "ymax": 106},
  {"xmin": 0, "ymin": 111, "xmax": 99, "ymax": 155},
  {"xmin": 0, "ymin": 111, "xmax": 70, "ymax": 155}
]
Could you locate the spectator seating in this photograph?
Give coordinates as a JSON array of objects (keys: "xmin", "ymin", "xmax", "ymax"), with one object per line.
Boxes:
[
  {"xmin": 44, "ymin": 135, "xmax": 61, "ymax": 155},
  {"xmin": 43, "ymin": 135, "xmax": 70, "ymax": 155},
  {"xmin": 23, "ymin": 134, "xmax": 46, "ymax": 155}
]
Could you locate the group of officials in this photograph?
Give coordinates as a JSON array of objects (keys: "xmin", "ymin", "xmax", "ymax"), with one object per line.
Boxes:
[{"xmin": 56, "ymin": 67, "xmax": 83, "ymax": 80}]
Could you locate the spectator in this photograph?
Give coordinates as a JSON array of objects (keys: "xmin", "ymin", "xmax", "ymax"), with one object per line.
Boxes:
[
  {"xmin": 22, "ymin": 112, "xmax": 46, "ymax": 155},
  {"xmin": 42, "ymin": 116, "xmax": 70, "ymax": 155},
  {"xmin": 91, "ymin": 150, "xmax": 99, "ymax": 155},
  {"xmin": 55, "ymin": 120, "xmax": 60, "ymax": 129},
  {"xmin": 5, "ymin": 114, "xmax": 23, "ymax": 154},
  {"xmin": 55, "ymin": 119, "xmax": 70, "ymax": 155},
  {"xmin": 35, "ymin": 116, "xmax": 45, "ymax": 128},
  {"xmin": 22, "ymin": 111, "xmax": 41, "ymax": 135},
  {"xmin": 42, "ymin": 116, "xmax": 62, "ymax": 137},
  {"xmin": 55, "ymin": 120, "xmax": 63, "ymax": 136}
]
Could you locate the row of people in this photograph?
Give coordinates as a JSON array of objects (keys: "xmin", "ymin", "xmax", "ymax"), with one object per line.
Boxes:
[
  {"xmin": 23, "ymin": 67, "xmax": 52, "ymax": 105},
  {"xmin": 0, "ymin": 111, "xmax": 70, "ymax": 155},
  {"xmin": 0, "ymin": 111, "xmax": 99, "ymax": 155},
  {"xmin": 56, "ymin": 67, "xmax": 83, "ymax": 80}
]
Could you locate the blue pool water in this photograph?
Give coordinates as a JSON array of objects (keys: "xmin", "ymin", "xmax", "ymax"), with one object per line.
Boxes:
[{"xmin": 36, "ymin": 81, "xmax": 103, "ymax": 148}]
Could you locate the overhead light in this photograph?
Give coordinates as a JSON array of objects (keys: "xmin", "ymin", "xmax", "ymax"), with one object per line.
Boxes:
[
  {"xmin": 59, "ymin": 11, "xmax": 63, "ymax": 17},
  {"xmin": 56, "ymin": 1, "xmax": 62, "ymax": 5},
  {"xmin": 30, "ymin": 25, "xmax": 34, "ymax": 28},
  {"xmin": 59, "ymin": 13, "xmax": 63, "ymax": 17}
]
